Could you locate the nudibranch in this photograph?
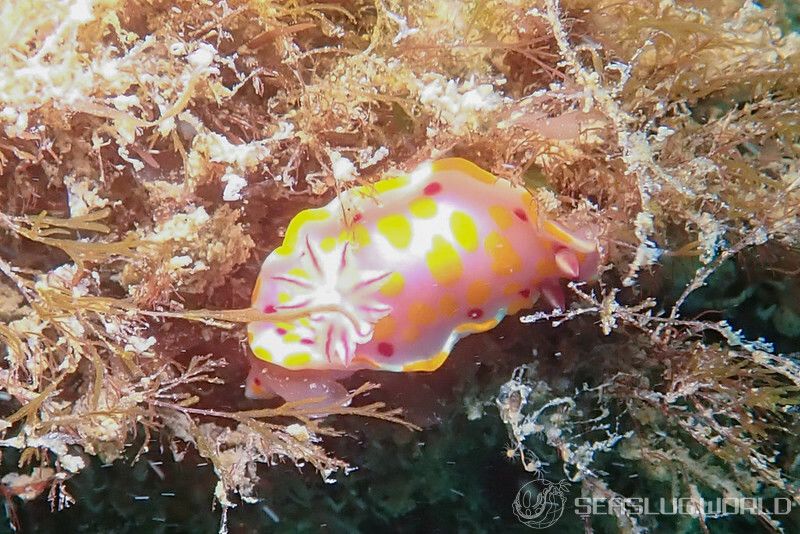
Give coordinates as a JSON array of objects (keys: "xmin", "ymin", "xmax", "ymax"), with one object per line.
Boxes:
[{"xmin": 246, "ymin": 158, "xmax": 598, "ymax": 402}]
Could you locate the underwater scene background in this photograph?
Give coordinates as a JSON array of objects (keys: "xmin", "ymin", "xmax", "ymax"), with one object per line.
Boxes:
[{"xmin": 1, "ymin": 0, "xmax": 800, "ymax": 533}]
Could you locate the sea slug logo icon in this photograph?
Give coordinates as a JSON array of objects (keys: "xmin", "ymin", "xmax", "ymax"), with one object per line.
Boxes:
[{"xmin": 513, "ymin": 477, "xmax": 570, "ymax": 529}]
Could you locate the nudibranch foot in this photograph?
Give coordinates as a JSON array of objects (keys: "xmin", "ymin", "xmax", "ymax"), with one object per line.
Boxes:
[{"xmin": 246, "ymin": 359, "xmax": 352, "ymax": 409}]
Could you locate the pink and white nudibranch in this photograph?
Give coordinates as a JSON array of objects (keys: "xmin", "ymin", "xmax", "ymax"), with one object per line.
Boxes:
[{"xmin": 246, "ymin": 158, "xmax": 598, "ymax": 402}]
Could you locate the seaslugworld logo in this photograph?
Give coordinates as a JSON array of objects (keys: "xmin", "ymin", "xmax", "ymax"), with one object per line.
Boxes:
[
  {"xmin": 514, "ymin": 479, "xmax": 794, "ymax": 529},
  {"xmin": 574, "ymin": 496, "xmax": 794, "ymax": 518},
  {"xmin": 512, "ymin": 477, "xmax": 570, "ymax": 529}
]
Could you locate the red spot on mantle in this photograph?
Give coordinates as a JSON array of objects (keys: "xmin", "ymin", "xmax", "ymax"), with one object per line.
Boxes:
[
  {"xmin": 467, "ymin": 308, "xmax": 484, "ymax": 319},
  {"xmin": 263, "ymin": 304, "xmax": 277, "ymax": 313},
  {"xmin": 519, "ymin": 288, "xmax": 531, "ymax": 299},
  {"xmin": 513, "ymin": 208, "xmax": 528, "ymax": 221},
  {"xmin": 378, "ymin": 342, "xmax": 394, "ymax": 357},
  {"xmin": 423, "ymin": 182, "xmax": 442, "ymax": 195}
]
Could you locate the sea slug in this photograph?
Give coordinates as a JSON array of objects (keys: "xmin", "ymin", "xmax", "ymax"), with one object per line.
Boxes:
[{"xmin": 246, "ymin": 158, "xmax": 598, "ymax": 402}]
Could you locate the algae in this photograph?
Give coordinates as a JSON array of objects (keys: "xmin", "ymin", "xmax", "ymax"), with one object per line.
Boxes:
[{"xmin": 0, "ymin": 0, "xmax": 799, "ymax": 532}]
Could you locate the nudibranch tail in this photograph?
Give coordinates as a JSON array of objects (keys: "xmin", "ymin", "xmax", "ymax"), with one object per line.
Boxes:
[{"xmin": 247, "ymin": 157, "xmax": 600, "ymax": 388}]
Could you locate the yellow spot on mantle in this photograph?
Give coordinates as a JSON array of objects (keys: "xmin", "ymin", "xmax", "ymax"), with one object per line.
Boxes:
[
  {"xmin": 338, "ymin": 223, "xmax": 371, "ymax": 248},
  {"xmin": 409, "ymin": 197, "xmax": 437, "ymax": 218},
  {"xmin": 287, "ymin": 267, "xmax": 309, "ymax": 278},
  {"xmin": 380, "ymin": 272, "xmax": 405, "ymax": 297},
  {"xmin": 484, "ymin": 231, "xmax": 521, "ymax": 275},
  {"xmin": 401, "ymin": 325, "xmax": 419, "ymax": 343},
  {"xmin": 439, "ymin": 294, "xmax": 459, "ymax": 317},
  {"xmin": 533, "ymin": 257, "xmax": 559, "ymax": 279},
  {"xmin": 377, "ymin": 214, "xmax": 412, "ymax": 249},
  {"xmin": 489, "ymin": 205, "xmax": 514, "ymax": 230},
  {"xmin": 284, "ymin": 352, "xmax": 312, "ymax": 367},
  {"xmin": 253, "ymin": 346, "xmax": 273, "ymax": 362},
  {"xmin": 283, "ymin": 332, "xmax": 301, "ymax": 343},
  {"xmin": 503, "ymin": 282, "xmax": 522, "ymax": 295},
  {"xmin": 466, "ymin": 280, "xmax": 491, "ymax": 306},
  {"xmin": 450, "ymin": 211, "xmax": 478, "ymax": 252},
  {"xmin": 426, "ymin": 236, "xmax": 462, "ymax": 285},
  {"xmin": 403, "ymin": 351, "xmax": 449, "ymax": 372},
  {"xmin": 320, "ymin": 236, "xmax": 337, "ymax": 252},
  {"xmin": 373, "ymin": 316, "xmax": 396, "ymax": 340},
  {"xmin": 409, "ymin": 301, "xmax": 436, "ymax": 325}
]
